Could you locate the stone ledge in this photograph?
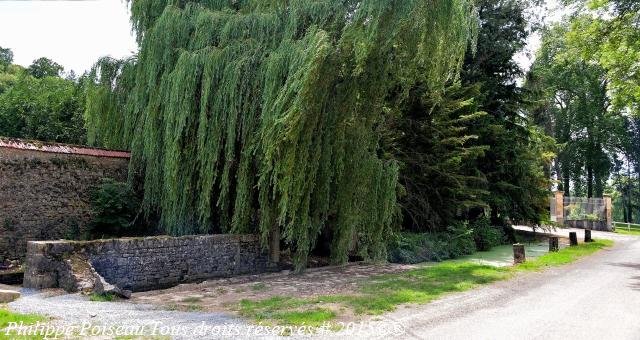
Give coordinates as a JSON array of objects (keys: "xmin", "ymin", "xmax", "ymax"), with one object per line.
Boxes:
[
  {"xmin": 24, "ymin": 234, "xmax": 272, "ymax": 293},
  {"xmin": 0, "ymin": 289, "xmax": 20, "ymax": 303}
]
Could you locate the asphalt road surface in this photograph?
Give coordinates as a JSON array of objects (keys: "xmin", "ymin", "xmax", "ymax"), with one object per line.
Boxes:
[{"xmin": 350, "ymin": 228, "xmax": 640, "ymax": 340}]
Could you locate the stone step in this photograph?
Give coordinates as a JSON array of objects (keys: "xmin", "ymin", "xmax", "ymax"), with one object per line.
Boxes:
[{"xmin": 0, "ymin": 289, "xmax": 20, "ymax": 303}]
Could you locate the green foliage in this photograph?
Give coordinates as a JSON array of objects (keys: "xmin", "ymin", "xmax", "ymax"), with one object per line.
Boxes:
[
  {"xmin": 528, "ymin": 23, "xmax": 626, "ymax": 198},
  {"xmin": 0, "ymin": 54, "xmax": 86, "ymax": 144},
  {"xmin": 87, "ymin": 0, "xmax": 479, "ymax": 271},
  {"xmin": 388, "ymin": 84, "xmax": 489, "ymax": 231},
  {"xmin": 445, "ymin": 221, "xmax": 477, "ymax": 258},
  {"xmin": 27, "ymin": 57, "xmax": 63, "ymax": 79},
  {"xmin": 460, "ymin": 0, "xmax": 554, "ymax": 225},
  {"xmin": 565, "ymin": 0, "xmax": 640, "ymax": 114},
  {"xmin": 89, "ymin": 178, "xmax": 142, "ymax": 238},
  {"xmin": 89, "ymin": 293, "xmax": 116, "ymax": 302},
  {"xmin": 388, "ymin": 218, "xmax": 506, "ymax": 264},
  {"xmin": 471, "ymin": 217, "xmax": 504, "ymax": 251},
  {"xmin": 388, "ymin": 222, "xmax": 477, "ymax": 264},
  {"xmin": 0, "ymin": 46, "xmax": 13, "ymax": 69},
  {"xmin": 387, "ymin": 232, "xmax": 455, "ymax": 264}
]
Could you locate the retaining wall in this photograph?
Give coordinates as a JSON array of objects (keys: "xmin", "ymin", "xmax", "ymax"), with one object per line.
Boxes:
[{"xmin": 23, "ymin": 234, "xmax": 272, "ymax": 292}]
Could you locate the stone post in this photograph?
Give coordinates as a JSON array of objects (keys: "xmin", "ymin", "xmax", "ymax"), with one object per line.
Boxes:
[
  {"xmin": 513, "ymin": 244, "xmax": 526, "ymax": 264},
  {"xmin": 584, "ymin": 229, "xmax": 592, "ymax": 243},
  {"xmin": 603, "ymin": 194, "xmax": 612, "ymax": 231},
  {"xmin": 569, "ymin": 232, "xmax": 578, "ymax": 246},
  {"xmin": 555, "ymin": 191, "xmax": 565, "ymax": 226},
  {"xmin": 549, "ymin": 237, "xmax": 559, "ymax": 252}
]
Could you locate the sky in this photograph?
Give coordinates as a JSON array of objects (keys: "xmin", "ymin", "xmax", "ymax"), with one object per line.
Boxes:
[
  {"xmin": 0, "ymin": 0, "xmax": 566, "ymax": 76},
  {"xmin": 0, "ymin": 0, "xmax": 137, "ymax": 74}
]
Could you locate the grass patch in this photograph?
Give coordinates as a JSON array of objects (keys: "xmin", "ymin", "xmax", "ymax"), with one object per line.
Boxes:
[
  {"xmin": 0, "ymin": 308, "xmax": 47, "ymax": 329},
  {"xmin": 516, "ymin": 239, "xmax": 613, "ymax": 271},
  {"xmin": 237, "ymin": 239, "xmax": 613, "ymax": 326},
  {"xmin": 89, "ymin": 293, "xmax": 116, "ymax": 302},
  {"xmin": 613, "ymin": 222, "xmax": 640, "ymax": 235},
  {"xmin": 0, "ymin": 306, "xmax": 48, "ymax": 339},
  {"xmin": 271, "ymin": 309, "xmax": 336, "ymax": 327},
  {"xmin": 614, "ymin": 228, "xmax": 640, "ymax": 236}
]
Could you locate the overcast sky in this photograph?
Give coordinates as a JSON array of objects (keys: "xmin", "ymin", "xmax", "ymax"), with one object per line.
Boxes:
[
  {"xmin": 0, "ymin": 0, "xmax": 565, "ymax": 75},
  {"xmin": 0, "ymin": 0, "xmax": 137, "ymax": 74}
]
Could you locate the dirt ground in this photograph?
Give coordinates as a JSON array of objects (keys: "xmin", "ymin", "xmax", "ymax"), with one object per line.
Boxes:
[{"xmin": 132, "ymin": 262, "xmax": 418, "ymax": 314}]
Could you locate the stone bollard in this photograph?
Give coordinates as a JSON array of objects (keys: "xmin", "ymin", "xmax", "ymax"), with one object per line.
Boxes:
[
  {"xmin": 584, "ymin": 229, "xmax": 593, "ymax": 243},
  {"xmin": 569, "ymin": 232, "xmax": 578, "ymax": 246},
  {"xmin": 549, "ymin": 236, "xmax": 559, "ymax": 252},
  {"xmin": 513, "ymin": 244, "xmax": 526, "ymax": 264}
]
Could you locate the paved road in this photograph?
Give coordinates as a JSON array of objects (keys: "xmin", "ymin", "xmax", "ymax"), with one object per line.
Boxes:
[{"xmin": 346, "ymin": 228, "xmax": 640, "ymax": 340}]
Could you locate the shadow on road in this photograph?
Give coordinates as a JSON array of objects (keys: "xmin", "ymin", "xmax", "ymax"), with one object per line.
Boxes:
[{"xmin": 608, "ymin": 262, "xmax": 640, "ymax": 291}]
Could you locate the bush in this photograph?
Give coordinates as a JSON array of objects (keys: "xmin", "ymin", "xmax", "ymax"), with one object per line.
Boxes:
[
  {"xmin": 388, "ymin": 222, "xmax": 475, "ymax": 264},
  {"xmin": 89, "ymin": 178, "xmax": 141, "ymax": 238},
  {"xmin": 387, "ymin": 233, "xmax": 448, "ymax": 264},
  {"xmin": 471, "ymin": 217, "xmax": 504, "ymax": 251},
  {"xmin": 388, "ymin": 219, "xmax": 508, "ymax": 264}
]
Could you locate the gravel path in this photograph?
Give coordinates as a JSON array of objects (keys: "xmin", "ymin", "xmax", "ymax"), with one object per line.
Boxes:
[{"xmin": 8, "ymin": 290, "xmax": 286, "ymax": 339}]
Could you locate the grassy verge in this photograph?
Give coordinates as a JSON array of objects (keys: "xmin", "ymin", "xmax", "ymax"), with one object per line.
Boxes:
[
  {"xmin": 0, "ymin": 306, "xmax": 48, "ymax": 339},
  {"xmin": 238, "ymin": 240, "xmax": 613, "ymax": 326},
  {"xmin": 615, "ymin": 228, "xmax": 640, "ymax": 236},
  {"xmin": 613, "ymin": 222, "xmax": 640, "ymax": 235},
  {"xmin": 89, "ymin": 293, "xmax": 116, "ymax": 302},
  {"xmin": 517, "ymin": 239, "xmax": 613, "ymax": 271}
]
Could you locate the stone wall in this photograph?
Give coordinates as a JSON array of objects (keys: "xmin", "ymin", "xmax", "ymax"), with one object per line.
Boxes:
[
  {"xmin": 0, "ymin": 144, "xmax": 129, "ymax": 262},
  {"xmin": 24, "ymin": 234, "xmax": 272, "ymax": 292}
]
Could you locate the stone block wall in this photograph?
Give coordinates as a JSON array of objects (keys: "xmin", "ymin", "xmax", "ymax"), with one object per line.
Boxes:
[
  {"xmin": 0, "ymin": 145, "xmax": 129, "ymax": 262},
  {"xmin": 24, "ymin": 234, "xmax": 272, "ymax": 292}
]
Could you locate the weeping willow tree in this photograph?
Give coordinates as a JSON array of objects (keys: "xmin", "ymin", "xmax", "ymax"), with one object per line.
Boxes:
[{"xmin": 85, "ymin": 0, "xmax": 478, "ymax": 270}]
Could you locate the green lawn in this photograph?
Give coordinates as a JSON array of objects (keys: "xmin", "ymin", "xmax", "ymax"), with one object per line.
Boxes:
[
  {"xmin": 89, "ymin": 293, "xmax": 116, "ymax": 302},
  {"xmin": 238, "ymin": 240, "xmax": 613, "ymax": 326},
  {"xmin": 615, "ymin": 228, "xmax": 640, "ymax": 236},
  {"xmin": 0, "ymin": 306, "xmax": 48, "ymax": 339}
]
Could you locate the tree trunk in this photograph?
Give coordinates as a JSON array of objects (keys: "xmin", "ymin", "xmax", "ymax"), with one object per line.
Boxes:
[{"xmin": 587, "ymin": 165, "xmax": 593, "ymax": 198}]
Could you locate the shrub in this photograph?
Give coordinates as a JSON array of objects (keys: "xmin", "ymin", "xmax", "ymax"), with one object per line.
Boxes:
[
  {"xmin": 445, "ymin": 221, "xmax": 477, "ymax": 257},
  {"xmin": 387, "ymin": 232, "xmax": 449, "ymax": 264},
  {"xmin": 89, "ymin": 178, "xmax": 141, "ymax": 238},
  {"xmin": 471, "ymin": 217, "xmax": 504, "ymax": 251},
  {"xmin": 388, "ymin": 222, "xmax": 475, "ymax": 264}
]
